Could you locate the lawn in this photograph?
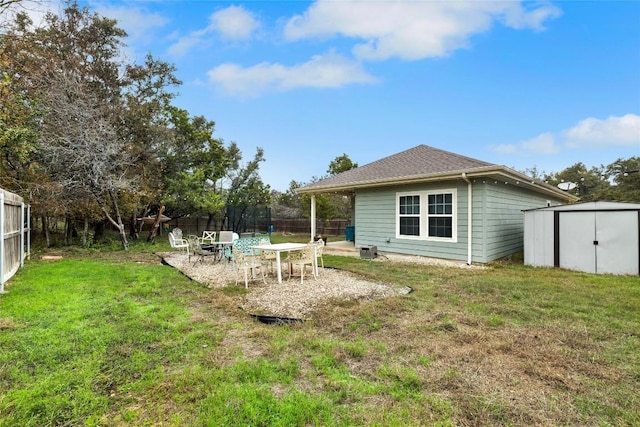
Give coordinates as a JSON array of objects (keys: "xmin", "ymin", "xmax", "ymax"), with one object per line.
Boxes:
[{"xmin": 0, "ymin": 237, "xmax": 638, "ymax": 426}]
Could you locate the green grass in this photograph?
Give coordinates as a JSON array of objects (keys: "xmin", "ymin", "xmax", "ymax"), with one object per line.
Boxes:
[{"xmin": 0, "ymin": 236, "xmax": 638, "ymax": 426}]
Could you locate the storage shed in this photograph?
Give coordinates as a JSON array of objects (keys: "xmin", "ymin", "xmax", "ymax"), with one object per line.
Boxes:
[{"xmin": 524, "ymin": 201, "xmax": 640, "ymax": 275}]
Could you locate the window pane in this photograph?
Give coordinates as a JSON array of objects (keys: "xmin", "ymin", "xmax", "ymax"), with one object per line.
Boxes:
[
  {"xmin": 428, "ymin": 217, "xmax": 452, "ymax": 238},
  {"xmin": 400, "ymin": 217, "xmax": 420, "ymax": 236},
  {"xmin": 428, "ymin": 192, "xmax": 453, "ymax": 216},
  {"xmin": 400, "ymin": 195, "xmax": 420, "ymax": 215}
]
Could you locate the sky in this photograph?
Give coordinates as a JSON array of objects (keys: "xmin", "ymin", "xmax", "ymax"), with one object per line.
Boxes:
[{"xmin": 8, "ymin": 0, "xmax": 640, "ymax": 191}]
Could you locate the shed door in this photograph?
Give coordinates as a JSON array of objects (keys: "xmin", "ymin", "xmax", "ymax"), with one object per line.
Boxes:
[
  {"xmin": 559, "ymin": 211, "xmax": 639, "ymax": 275},
  {"xmin": 559, "ymin": 212, "xmax": 596, "ymax": 273},
  {"xmin": 596, "ymin": 211, "xmax": 639, "ymax": 275}
]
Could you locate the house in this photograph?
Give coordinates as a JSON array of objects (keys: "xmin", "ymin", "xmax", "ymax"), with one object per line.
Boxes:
[
  {"xmin": 296, "ymin": 145, "xmax": 577, "ymax": 264},
  {"xmin": 524, "ymin": 201, "xmax": 640, "ymax": 275}
]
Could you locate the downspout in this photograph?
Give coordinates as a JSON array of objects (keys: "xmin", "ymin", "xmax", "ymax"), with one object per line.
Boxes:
[
  {"xmin": 310, "ymin": 194, "xmax": 316, "ymax": 241},
  {"xmin": 462, "ymin": 173, "xmax": 473, "ymax": 265}
]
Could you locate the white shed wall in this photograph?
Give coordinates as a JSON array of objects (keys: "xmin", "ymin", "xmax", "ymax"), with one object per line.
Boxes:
[
  {"xmin": 524, "ymin": 202, "xmax": 640, "ymax": 275},
  {"xmin": 524, "ymin": 210, "xmax": 555, "ymax": 267}
]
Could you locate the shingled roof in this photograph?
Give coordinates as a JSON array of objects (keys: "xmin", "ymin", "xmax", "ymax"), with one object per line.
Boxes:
[
  {"xmin": 297, "ymin": 144, "xmax": 577, "ymax": 202},
  {"xmin": 298, "ymin": 145, "xmax": 493, "ymax": 191}
]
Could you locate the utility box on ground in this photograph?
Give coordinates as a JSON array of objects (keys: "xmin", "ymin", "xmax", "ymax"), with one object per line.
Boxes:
[{"xmin": 360, "ymin": 245, "xmax": 378, "ymax": 259}]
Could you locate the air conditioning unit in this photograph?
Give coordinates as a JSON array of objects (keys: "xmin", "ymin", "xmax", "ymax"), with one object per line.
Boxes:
[{"xmin": 359, "ymin": 245, "xmax": 378, "ymax": 259}]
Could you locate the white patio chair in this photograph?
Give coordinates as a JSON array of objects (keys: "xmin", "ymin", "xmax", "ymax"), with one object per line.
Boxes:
[
  {"xmin": 201, "ymin": 230, "xmax": 216, "ymax": 244},
  {"xmin": 168, "ymin": 231, "xmax": 189, "ymax": 254},
  {"xmin": 232, "ymin": 246, "xmax": 266, "ymax": 288},
  {"xmin": 286, "ymin": 243, "xmax": 317, "ymax": 284},
  {"xmin": 313, "ymin": 238, "xmax": 325, "ymax": 275},
  {"xmin": 172, "ymin": 228, "xmax": 185, "ymax": 239},
  {"xmin": 256, "ymin": 237, "xmax": 276, "ymax": 275}
]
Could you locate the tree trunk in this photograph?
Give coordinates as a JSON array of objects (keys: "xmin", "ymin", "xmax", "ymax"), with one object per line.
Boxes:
[
  {"xmin": 147, "ymin": 204, "xmax": 165, "ymax": 243},
  {"xmin": 129, "ymin": 209, "xmax": 139, "ymax": 240},
  {"xmin": 42, "ymin": 215, "xmax": 50, "ymax": 248},
  {"xmin": 94, "ymin": 189, "xmax": 129, "ymax": 250},
  {"xmin": 82, "ymin": 215, "xmax": 89, "ymax": 246},
  {"xmin": 137, "ymin": 205, "xmax": 150, "ymax": 236}
]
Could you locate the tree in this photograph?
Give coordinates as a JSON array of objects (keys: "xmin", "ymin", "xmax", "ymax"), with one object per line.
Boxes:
[
  {"xmin": 543, "ymin": 162, "xmax": 609, "ymax": 201},
  {"xmin": 2, "ymin": 3, "xmax": 279, "ymax": 246},
  {"xmin": 328, "ymin": 153, "xmax": 358, "ymax": 175},
  {"xmin": 277, "ymin": 153, "xmax": 358, "ymax": 220},
  {"xmin": 161, "ymin": 107, "xmax": 229, "ymax": 230},
  {"xmin": 3, "ymin": 3, "xmax": 185, "ymax": 249},
  {"xmin": 225, "ymin": 145, "xmax": 271, "ymax": 231},
  {"xmin": 604, "ymin": 157, "xmax": 640, "ymax": 202}
]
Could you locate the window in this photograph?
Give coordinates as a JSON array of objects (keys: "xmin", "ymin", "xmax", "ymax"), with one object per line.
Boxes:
[
  {"xmin": 399, "ymin": 195, "xmax": 420, "ymax": 236},
  {"xmin": 428, "ymin": 193, "xmax": 453, "ymax": 238},
  {"xmin": 396, "ymin": 190, "xmax": 456, "ymax": 241}
]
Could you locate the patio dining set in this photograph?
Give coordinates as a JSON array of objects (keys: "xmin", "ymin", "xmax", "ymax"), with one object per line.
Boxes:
[{"xmin": 168, "ymin": 228, "xmax": 325, "ymax": 288}]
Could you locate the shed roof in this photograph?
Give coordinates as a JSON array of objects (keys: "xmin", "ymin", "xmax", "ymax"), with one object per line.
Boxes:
[
  {"xmin": 524, "ymin": 201, "xmax": 640, "ymax": 212},
  {"xmin": 297, "ymin": 144, "xmax": 577, "ymax": 202}
]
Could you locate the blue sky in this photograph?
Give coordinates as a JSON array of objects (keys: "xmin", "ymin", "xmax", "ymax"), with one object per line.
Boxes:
[{"xmin": 12, "ymin": 1, "xmax": 640, "ymax": 191}]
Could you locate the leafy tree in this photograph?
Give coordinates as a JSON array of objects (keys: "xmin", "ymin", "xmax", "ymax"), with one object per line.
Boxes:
[
  {"xmin": 537, "ymin": 157, "xmax": 639, "ymax": 202},
  {"xmin": 604, "ymin": 157, "xmax": 640, "ymax": 202},
  {"xmin": 328, "ymin": 153, "xmax": 358, "ymax": 175},
  {"xmin": 277, "ymin": 153, "xmax": 358, "ymax": 220},
  {"xmin": 0, "ymin": 46, "xmax": 41, "ymax": 193},
  {"xmin": 161, "ymin": 107, "xmax": 230, "ymax": 230},
  {"xmin": 543, "ymin": 162, "xmax": 609, "ymax": 201},
  {"xmin": 2, "ymin": 4, "xmax": 165, "ymax": 249},
  {"xmin": 225, "ymin": 145, "xmax": 271, "ymax": 231}
]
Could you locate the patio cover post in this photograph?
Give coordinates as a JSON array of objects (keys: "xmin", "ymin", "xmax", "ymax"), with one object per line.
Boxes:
[{"xmin": 310, "ymin": 195, "xmax": 316, "ymax": 241}]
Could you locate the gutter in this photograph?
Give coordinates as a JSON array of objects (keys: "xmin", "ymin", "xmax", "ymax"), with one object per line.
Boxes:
[{"xmin": 462, "ymin": 173, "xmax": 473, "ymax": 265}]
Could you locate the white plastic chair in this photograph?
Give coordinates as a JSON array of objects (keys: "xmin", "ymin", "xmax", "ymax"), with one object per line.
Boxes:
[
  {"xmin": 232, "ymin": 246, "xmax": 266, "ymax": 288},
  {"xmin": 287, "ymin": 243, "xmax": 317, "ymax": 284},
  {"xmin": 168, "ymin": 232, "xmax": 188, "ymax": 253},
  {"xmin": 313, "ymin": 238, "xmax": 325, "ymax": 275}
]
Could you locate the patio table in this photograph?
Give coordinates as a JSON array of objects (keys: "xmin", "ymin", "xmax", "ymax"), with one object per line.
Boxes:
[{"xmin": 251, "ymin": 242, "xmax": 307, "ymax": 284}]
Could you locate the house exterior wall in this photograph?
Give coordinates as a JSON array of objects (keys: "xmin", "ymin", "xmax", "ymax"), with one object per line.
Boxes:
[
  {"xmin": 354, "ymin": 179, "xmax": 564, "ymax": 263},
  {"xmin": 476, "ymin": 181, "xmax": 561, "ymax": 262},
  {"xmin": 355, "ymin": 181, "xmax": 470, "ymax": 261}
]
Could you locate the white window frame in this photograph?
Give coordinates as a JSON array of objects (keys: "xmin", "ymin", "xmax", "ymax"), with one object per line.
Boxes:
[{"xmin": 396, "ymin": 189, "xmax": 457, "ymax": 242}]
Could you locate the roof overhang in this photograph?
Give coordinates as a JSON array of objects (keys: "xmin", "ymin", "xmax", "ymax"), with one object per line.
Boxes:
[{"xmin": 296, "ymin": 165, "xmax": 579, "ymax": 203}]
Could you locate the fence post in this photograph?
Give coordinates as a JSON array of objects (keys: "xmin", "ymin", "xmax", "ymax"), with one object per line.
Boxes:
[{"xmin": 27, "ymin": 204, "xmax": 31, "ymax": 261}]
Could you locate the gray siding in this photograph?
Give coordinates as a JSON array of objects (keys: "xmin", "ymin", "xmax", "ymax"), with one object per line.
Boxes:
[
  {"xmin": 477, "ymin": 181, "xmax": 564, "ymax": 262},
  {"xmin": 354, "ymin": 178, "xmax": 567, "ymax": 263},
  {"xmin": 355, "ymin": 181, "xmax": 469, "ymax": 261}
]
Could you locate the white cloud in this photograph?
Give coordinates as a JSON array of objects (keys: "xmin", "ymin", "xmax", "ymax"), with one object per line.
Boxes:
[
  {"xmin": 563, "ymin": 114, "xmax": 640, "ymax": 148},
  {"xmin": 209, "ymin": 5, "xmax": 260, "ymax": 40},
  {"xmin": 284, "ymin": 1, "xmax": 561, "ymax": 61},
  {"xmin": 491, "ymin": 114, "xmax": 640, "ymax": 157},
  {"xmin": 167, "ymin": 6, "xmax": 259, "ymax": 57},
  {"xmin": 207, "ymin": 51, "xmax": 377, "ymax": 96},
  {"xmin": 93, "ymin": 5, "xmax": 168, "ymax": 44},
  {"xmin": 492, "ymin": 132, "xmax": 560, "ymax": 155}
]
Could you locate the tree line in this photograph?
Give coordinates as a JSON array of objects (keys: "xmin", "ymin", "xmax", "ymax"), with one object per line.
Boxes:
[
  {"xmin": 525, "ymin": 159, "xmax": 640, "ymax": 203},
  {"xmin": 1, "ymin": 2, "xmax": 270, "ymax": 249}
]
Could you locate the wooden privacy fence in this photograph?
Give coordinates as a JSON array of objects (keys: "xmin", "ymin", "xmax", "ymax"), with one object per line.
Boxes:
[
  {"xmin": 1, "ymin": 189, "xmax": 31, "ymax": 293},
  {"xmin": 159, "ymin": 217, "xmax": 350, "ymax": 238}
]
